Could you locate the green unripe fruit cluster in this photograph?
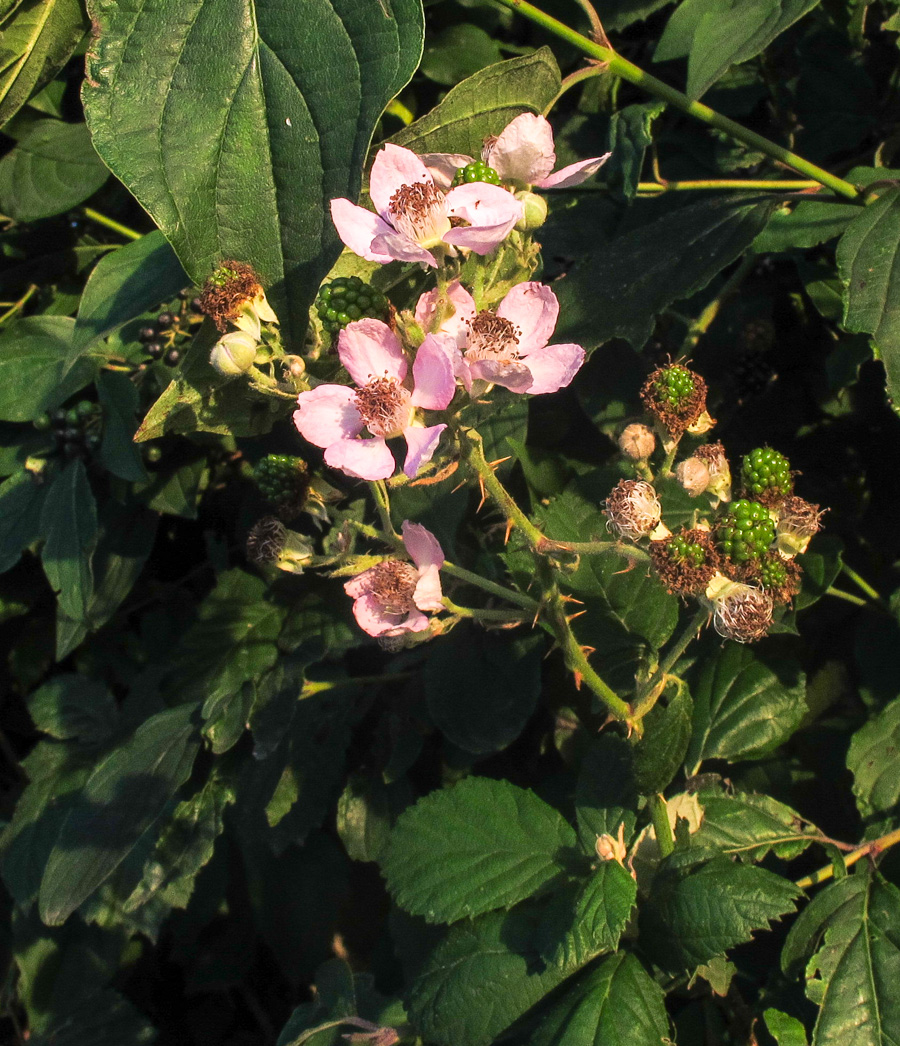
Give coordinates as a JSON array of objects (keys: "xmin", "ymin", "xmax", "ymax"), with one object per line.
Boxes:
[
  {"xmin": 741, "ymin": 447, "xmax": 791, "ymax": 497},
  {"xmin": 254, "ymin": 454, "xmax": 309, "ymax": 506},
  {"xmin": 316, "ymin": 276, "xmax": 389, "ymax": 335},
  {"xmin": 452, "ymin": 161, "xmax": 502, "ymax": 186},
  {"xmin": 653, "ymin": 365, "xmax": 696, "ymax": 410},
  {"xmin": 759, "ymin": 556, "xmax": 789, "ymax": 589},
  {"xmin": 717, "ymin": 499, "xmax": 776, "ymax": 563},
  {"xmin": 668, "ymin": 534, "xmax": 706, "ymax": 567}
]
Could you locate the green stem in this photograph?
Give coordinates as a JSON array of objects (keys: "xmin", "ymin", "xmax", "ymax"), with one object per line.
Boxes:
[
  {"xmin": 649, "ymin": 793, "xmax": 675, "ymax": 858},
  {"xmin": 637, "ymin": 179, "xmax": 823, "ymax": 194},
  {"xmin": 80, "ymin": 206, "xmax": 143, "ymax": 240},
  {"xmin": 442, "ymin": 560, "xmax": 539, "ymax": 611},
  {"xmin": 442, "ymin": 597, "xmax": 531, "ymax": 622},
  {"xmin": 543, "ymin": 64, "xmax": 606, "ymax": 115},
  {"xmin": 633, "ymin": 607, "xmax": 707, "ymax": 716},
  {"xmin": 826, "ymin": 586, "xmax": 867, "ymax": 608},
  {"xmin": 659, "ymin": 434, "xmax": 681, "ymax": 477},
  {"xmin": 681, "ymin": 253, "xmax": 756, "ymax": 357},
  {"xmin": 840, "ymin": 563, "xmax": 883, "ymax": 603},
  {"xmin": 0, "ymin": 283, "xmax": 37, "ymax": 325},
  {"xmin": 795, "ymin": 826, "xmax": 900, "ymax": 890},
  {"xmin": 536, "ymin": 536, "xmax": 651, "ymax": 561},
  {"xmin": 489, "ymin": 0, "xmax": 861, "ymax": 200},
  {"xmin": 369, "ymin": 480, "xmax": 400, "ymax": 543}
]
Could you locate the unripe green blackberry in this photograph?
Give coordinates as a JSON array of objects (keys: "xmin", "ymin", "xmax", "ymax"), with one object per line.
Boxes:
[
  {"xmin": 741, "ymin": 447, "xmax": 793, "ymax": 504},
  {"xmin": 315, "ymin": 276, "xmax": 389, "ymax": 336},
  {"xmin": 716, "ymin": 499, "xmax": 776, "ymax": 563},
  {"xmin": 651, "ymin": 528, "xmax": 718, "ymax": 595},
  {"xmin": 640, "ymin": 363, "xmax": 708, "ymax": 438},
  {"xmin": 253, "ymin": 454, "xmax": 310, "ymax": 515},
  {"xmin": 452, "ymin": 161, "xmax": 502, "ymax": 186}
]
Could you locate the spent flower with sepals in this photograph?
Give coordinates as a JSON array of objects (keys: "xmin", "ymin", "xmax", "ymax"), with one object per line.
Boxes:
[
  {"xmin": 415, "ymin": 279, "xmax": 584, "ymax": 395},
  {"xmin": 705, "ymin": 573, "xmax": 774, "ymax": 643},
  {"xmin": 293, "ymin": 318, "xmax": 454, "ymax": 481},
  {"xmin": 330, "ymin": 144, "xmax": 522, "ymax": 268},
  {"xmin": 344, "ymin": 521, "xmax": 444, "ymax": 638},
  {"xmin": 605, "ymin": 479, "xmax": 667, "ymax": 542}
]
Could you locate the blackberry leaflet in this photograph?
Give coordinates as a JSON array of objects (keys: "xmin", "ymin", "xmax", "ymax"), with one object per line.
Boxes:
[{"xmin": 316, "ymin": 276, "xmax": 390, "ymax": 336}]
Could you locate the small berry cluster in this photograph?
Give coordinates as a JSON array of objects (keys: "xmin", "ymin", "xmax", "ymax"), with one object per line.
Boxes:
[
  {"xmin": 34, "ymin": 401, "xmax": 102, "ymax": 459},
  {"xmin": 640, "ymin": 362, "xmax": 709, "ymax": 437},
  {"xmin": 253, "ymin": 454, "xmax": 310, "ymax": 516},
  {"xmin": 139, "ymin": 291, "xmax": 195, "ymax": 366},
  {"xmin": 315, "ymin": 277, "xmax": 390, "ymax": 336},
  {"xmin": 452, "ymin": 161, "xmax": 502, "ymax": 186},
  {"xmin": 740, "ymin": 447, "xmax": 793, "ymax": 504},
  {"xmin": 716, "ymin": 499, "xmax": 776, "ymax": 563},
  {"xmin": 650, "ymin": 529, "xmax": 718, "ymax": 596}
]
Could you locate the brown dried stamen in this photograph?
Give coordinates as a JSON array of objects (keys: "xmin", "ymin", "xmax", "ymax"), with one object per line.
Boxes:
[
  {"xmin": 465, "ymin": 311, "xmax": 520, "ymax": 364},
  {"xmin": 199, "ymin": 260, "xmax": 262, "ymax": 332},
  {"xmin": 388, "ymin": 181, "xmax": 448, "ymax": 244},
  {"xmin": 354, "ymin": 376, "xmax": 412, "ymax": 438},
  {"xmin": 369, "ymin": 560, "xmax": 419, "ymax": 615}
]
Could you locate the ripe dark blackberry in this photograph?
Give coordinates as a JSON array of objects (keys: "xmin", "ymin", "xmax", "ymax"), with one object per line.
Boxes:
[
  {"xmin": 139, "ymin": 325, "xmax": 157, "ymax": 343},
  {"xmin": 640, "ymin": 363, "xmax": 708, "ymax": 438},
  {"xmin": 164, "ymin": 348, "xmax": 181, "ymax": 366},
  {"xmin": 315, "ymin": 276, "xmax": 389, "ymax": 336},
  {"xmin": 741, "ymin": 447, "xmax": 793, "ymax": 505},
  {"xmin": 650, "ymin": 528, "xmax": 718, "ymax": 595},
  {"xmin": 156, "ymin": 311, "xmax": 176, "ymax": 328},
  {"xmin": 717, "ymin": 499, "xmax": 776, "ymax": 564},
  {"xmin": 254, "ymin": 454, "xmax": 310, "ymax": 515},
  {"xmin": 146, "ymin": 341, "xmax": 164, "ymax": 360},
  {"xmin": 452, "ymin": 161, "xmax": 502, "ymax": 186}
]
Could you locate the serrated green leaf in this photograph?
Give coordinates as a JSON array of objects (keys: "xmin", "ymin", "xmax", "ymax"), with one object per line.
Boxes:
[
  {"xmin": 795, "ymin": 536, "xmax": 843, "ymax": 611},
  {"xmin": 96, "ymin": 371, "xmax": 148, "ymax": 482},
  {"xmin": 537, "ymin": 863, "xmax": 638, "ymax": 969},
  {"xmin": 0, "ymin": 316, "xmax": 94, "ymax": 422},
  {"xmin": 82, "ymin": 0, "xmax": 423, "ymax": 351},
  {"xmin": 655, "ymin": 0, "xmax": 820, "ymax": 100},
  {"xmin": 72, "ymin": 231, "xmax": 189, "ymax": 355},
  {"xmin": 576, "ymin": 735, "xmax": 639, "ymax": 853},
  {"xmin": 605, "ymin": 101, "xmax": 665, "ymax": 200},
  {"xmin": 633, "ymin": 683, "xmax": 693, "ymax": 794},
  {"xmin": 38, "ymin": 702, "xmax": 201, "ymax": 925},
  {"xmin": 420, "ymin": 23, "xmax": 504, "ymax": 87},
  {"xmin": 125, "ymin": 770, "xmax": 235, "ymax": 911},
  {"xmin": 640, "ymin": 855, "xmax": 800, "ymax": 970},
  {"xmin": 0, "ymin": 469, "xmax": 47, "ymax": 573},
  {"xmin": 554, "ymin": 196, "xmax": 775, "ymax": 352},
  {"xmin": 29, "ymin": 988, "xmax": 157, "ymax": 1046},
  {"xmin": 837, "ymin": 187, "xmax": 900, "ymax": 412},
  {"xmin": 40, "ymin": 459, "xmax": 98, "ymax": 626},
  {"xmin": 392, "ymin": 48, "xmax": 560, "ymax": 156},
  {"xmin": 530, "ymin": 952, "xmax": 670, "ymax": 1046},
  {"xmin": 692, "ymin": 789, "xmax": 820, "ymax": 861},
  {"xmin": 0, "ymin": 0, "xmax": 86, "ymax": 127},
  {"xmin": 686, "ymin": 641, "xmax": 806, "ymax": 771},
  {"xmin": 847, "ymin": 695, "xmax": 900, "ymax": 817},
  {"xmin": 336, "ymin": 773, "xmax": 412, "ymax": 864},
  {"xmin": 383, "ymin": 777, "xmax": 578, "ymax": 924},
  {"xmin": 27, "ymin": 674, "xmax": 116, "ymax": 745},
  {"xmin": 137, "ymin": 459, "xmax": 205, "ymax": 519},
  {"xmin": 782, "ymin": 868, "xmax": 900, "ymax": 1046},
  {"xmin": 765, "ymin": 1008, "xmax": 810, "ymax": 1046},
  {"xmin": 0, "ymin": 118, "xmax": 108, "ymax": 221},
  {"xmin": 424, "ymin": 628, "xmax": 543, "ymax": 755},
  {"xmin": 407, "ymin": 907, "xmax": 576, "ymax": 1046}
]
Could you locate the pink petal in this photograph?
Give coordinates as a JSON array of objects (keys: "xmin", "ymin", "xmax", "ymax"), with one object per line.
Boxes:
[
  {"xmin": 414, "ymin": 280, "xmax": 476, "ymax": 339},
  {"xmin": 330, "ymin": 198, "xmax": 395, "ymax": 264},
  {"xmin": 522, "ymin": 343, "xmax": 586, "ymax": 395},
  {"xmin": 352, "ymin": 593, "xmax": 422, "ymax": 638},
  {"xmin": 497, "ymin": 282, "xmax": 559, "ymax": 356},
  {"xmin": 368, "ymin": 143, "xmax": 436, "ymax": 218},
  {"xmin": 293, "ymin": 385, "xmax": 362, "ymax": 448},
  {"xmin": 324, "ymin": 436, "xmax": 396, "ymax": 480},
  {"xmin": 484, "ymin": 113, "xmax": 555, "ymax": 184},
  {"xmin": 413, "ymin": 566, "xmax": 444, "ymax": 612},
  {"xmin": 468, "ymin": 357, "xmax": 533, "ymax": 393},
  {"xmin": 370, "ymin": 230, "xmax": 439, "ymax": 267},
  {"xmin": 536, "ymin": 153, "xmax": 611, "ymax": 189},
  {"xmin": 444, "ymin": 183, "xmax": 523, "ymax": 255},
  {"xmin": 421, "ymin": 152, "xmax": 474, "ymax": 191},
  {"xmin": 344, "ymin": 567, "xmax": 378, "ymax": 599},
  {"xmin": 337, "ymin": 318, "xmax": 407, "ymax": 386},
  {"xmin": 402, "ymin": 423, "xmax": 447, "ymax": 478},
  {"xmin": 402, "ymin": 520, "xmax": 445, "ymax": 572},
  {"xmin": 411, "ymin": 334, "xmax": 458, "ymax": 410}
]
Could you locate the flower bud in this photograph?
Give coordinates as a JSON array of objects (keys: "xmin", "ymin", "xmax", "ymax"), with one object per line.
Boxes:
[
  {"xmin": 605, "ymin": 479, "xmax": 664, "ymax": 542},
  {"xmin": 618, "ymin": 423, "xmax": 656, "ymax": 461},
  {"xmin": 514, "ymin": 190, "xmax": 548, "ymax": 230},
  {"xmin": 694, "ymin": 442, "xmax": 732, "ymax": 505},
  {"xmin": 705, "ymin": 573, "xmax": 773, "ymax": 643},
  {"xmin": 675, "ymin": 457, "xmax": 710, "ymax": 497},
  {"xmin": 775, "ymin": 495, "xmax": 824, "ymax": 557},
  {"xmin": 210, "ymin": 331, "xmax": 258, "ymax": 376}
]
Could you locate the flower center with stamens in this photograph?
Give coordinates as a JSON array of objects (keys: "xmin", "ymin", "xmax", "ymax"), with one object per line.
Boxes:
[
  {"xmin": 369, "ymin": 560, "xmax": 419, "ymax": 615},
  {"xmin": 354, "ymin": 376, "xmax": 413, "ymax": 439},
  {"xmin": 388, "ymin": 182, "xmax": 451, "ymax": 248},
  {"xmin": 465, "ymin": 311, "xmax": 521, "ymax": 365}
]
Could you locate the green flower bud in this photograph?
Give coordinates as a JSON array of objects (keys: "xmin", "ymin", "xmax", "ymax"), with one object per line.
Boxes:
[
  {"xmin": 514, "ymin": 190, "xmax": 548, "ymax": 230},
  {"xmin": 210, "ymin": 331, "xmax": 258, "ymax": 376}
]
